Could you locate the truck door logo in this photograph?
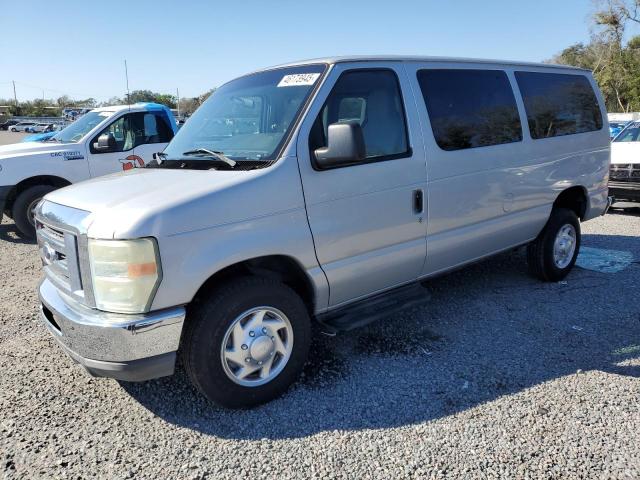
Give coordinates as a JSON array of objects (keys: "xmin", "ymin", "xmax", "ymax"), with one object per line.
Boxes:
[{"xmin": 120, "ymin": 155, "xmax": 145, "ymax": 171}]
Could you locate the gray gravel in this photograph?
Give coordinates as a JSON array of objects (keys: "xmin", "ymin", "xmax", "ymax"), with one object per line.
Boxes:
[{"xmin": 1, "ymin": 200, "xmax": 639, "ymax": 478}]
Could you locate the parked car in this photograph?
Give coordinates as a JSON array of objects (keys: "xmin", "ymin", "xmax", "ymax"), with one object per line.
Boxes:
[
  {"xmin": 9, "ymin": 121, "xmax": 37, "ymax": 132},
  {"xmin": 609, "ymin": 120, "xmax": 640, "ymax": 203},
  {"xmin": 0, "ymin": 119, "xmax": 20, "ymax": 131},
  {"xmin": 34, "ymin": 56, "xmax": 611, "ymax": 409},
  {"xmin": 25, "ymin": 123, "xmax": 54, "ymax": 133},
  {"xmin": 21, "ymin": 124, "xmax": 66, "ymax": 143},
  {"xmin": 0, "ymin": 103, "xmax": 177, "ymax": 237}
]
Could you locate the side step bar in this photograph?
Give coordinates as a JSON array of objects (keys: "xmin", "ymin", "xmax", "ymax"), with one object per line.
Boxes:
[{"xmin": 316, "ymin": 282, "xmax": 431, "ymax": 334}]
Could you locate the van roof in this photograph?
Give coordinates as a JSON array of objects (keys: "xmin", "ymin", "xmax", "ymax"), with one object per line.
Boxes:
[{"xmin": 263, "ymin": 55, "xmax": 588, "ymax": 72}]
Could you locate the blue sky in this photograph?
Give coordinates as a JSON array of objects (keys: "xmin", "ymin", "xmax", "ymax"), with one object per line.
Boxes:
[{"xmin": 0, "ymin": 0, "xmax": 615, "ymax": 102}]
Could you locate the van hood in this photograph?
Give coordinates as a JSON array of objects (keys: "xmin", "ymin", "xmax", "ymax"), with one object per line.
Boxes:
[
  {"xmin": 611, "ymin": 142, "xmax": 640, "ymax": 164},
  {"xmin": 43, "ymin": 165, "xmax": 302, "ymax": 239}
]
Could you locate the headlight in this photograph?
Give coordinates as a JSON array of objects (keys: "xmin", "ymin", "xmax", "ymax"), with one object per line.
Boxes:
[{"xmin": 88, "ymin": 238, "xmax": 161, "ymax": 314}]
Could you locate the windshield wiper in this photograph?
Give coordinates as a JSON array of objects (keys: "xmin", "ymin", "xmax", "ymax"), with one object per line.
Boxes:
[
  {"xmin": 182, "ymin": 148, "xmax": 236, "ymax": 168},
  {"xmin": 146, "ymin": 157, "xmax": 240, "ymax": 171}
]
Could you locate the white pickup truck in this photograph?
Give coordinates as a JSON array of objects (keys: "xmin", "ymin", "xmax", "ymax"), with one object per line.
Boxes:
[{"xmin": 0, "ymin": 103, "xmax": 177, "ymax": 237}]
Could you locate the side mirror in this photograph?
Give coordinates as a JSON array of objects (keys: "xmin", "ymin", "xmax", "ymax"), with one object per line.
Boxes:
[
  {"xmin": 314, "ymin": 121, "xmax": 366, "ymax": 169},
  {"xmin": 93, "ymin": 133, "xmax": 116, "ymax": 152}
]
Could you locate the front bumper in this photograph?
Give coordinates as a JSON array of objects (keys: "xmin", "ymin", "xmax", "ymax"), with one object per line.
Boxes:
[
  {"xmin": 609, "ymin": 181, "xmax": 640, "ymax": 203},
  {"xmin": 38, "ymin": 278, "xmax": 186, "ymax": 381}
]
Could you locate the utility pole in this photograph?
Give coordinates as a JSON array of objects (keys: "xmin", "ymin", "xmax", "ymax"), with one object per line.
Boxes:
[
  {"xmin": 176, "ymin": 88, "xmax": 180, "ymax": 119},
  {"xmin": 12, "ymin": 80, "xmax": 17, "ymax": 107}
]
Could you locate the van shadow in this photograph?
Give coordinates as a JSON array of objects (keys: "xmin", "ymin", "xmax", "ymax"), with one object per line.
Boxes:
[
  {"xmin": 121, "ymin": 232, "xmax": 640, "ymax": 440},
  {"xmin": 0, "ymin": 222, "xmax": 35, "ymax": 245}
]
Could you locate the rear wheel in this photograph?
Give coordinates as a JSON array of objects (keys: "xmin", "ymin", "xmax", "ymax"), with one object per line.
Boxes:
[
  {"xmin": 12, "ymin": 185, "xmax": 56, "ymax": 239},
  {"xmin": 182, "ymin": 277, "xmax": 311, "ymax": 409},
  {"xmin": 527, "ymin": 208, "xmax": 581, "ymax": 282}
]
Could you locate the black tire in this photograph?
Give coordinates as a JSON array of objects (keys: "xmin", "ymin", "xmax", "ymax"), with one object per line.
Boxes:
[
  {"xmin": 527, "ymin": 207, "xmax": 581, "ymax": 282},
  {"xmin": 12, "ymin": 185, "xmax": 56, "ymax": 239},
  {"xmin": 182, "ymin": 276, "xmax": 312, "ymax": 409}
]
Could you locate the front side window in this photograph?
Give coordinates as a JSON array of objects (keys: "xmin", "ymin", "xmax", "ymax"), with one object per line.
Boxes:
[
  {"xmin": 613, "ymin": 122, "xmax": 640, "ymax": 142},
  {"xmin": 417, "ymin": 69, "xmax": 522, "ymax": 151},
  {"xmin": 163, "ymin": 64, "xmax": 326, "ymax": 163},
  {"xmin": 515, "ymin": 72, "xmax": 603, "ymax": 139},
  {"xmin": 91, "ymin": 114, "xmax": 134, "ymax": 153},
  {"xmin": 309, "ymin": 69, "xmax": 409, "ymax": 162}
]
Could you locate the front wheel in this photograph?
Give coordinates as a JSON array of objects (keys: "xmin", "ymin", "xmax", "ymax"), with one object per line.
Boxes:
[
  {"xmin": 12, "ymin": 185, "xmax": 56, "ymax": 239},
  {"xmin": 182, "ymin": 277, "xmax": 311, "ymax": 409},
  {"xmin": 527, "ymin": 208, "xmax": 581, "ymax": 282}
]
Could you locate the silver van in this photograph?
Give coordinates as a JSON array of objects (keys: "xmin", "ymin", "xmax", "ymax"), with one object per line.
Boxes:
[{"xmin": 35, "ymin": 56, "xmax": 611, "ymax": 408}]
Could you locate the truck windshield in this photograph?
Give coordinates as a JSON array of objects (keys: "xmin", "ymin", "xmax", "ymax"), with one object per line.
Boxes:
[
  {"xmin": 52, "ymin": 111, "xmax": 112, "ymax": 143},
  {"xmin": 613, "ymin": 122, "xmax": 640, "ymax": 142},
  {"xmin": 163, "ymin": 64, "xmax": 326, "ymax": 163}
]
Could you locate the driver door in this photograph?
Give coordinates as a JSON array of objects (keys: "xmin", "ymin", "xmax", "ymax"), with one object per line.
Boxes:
[{"xmin": 87, "ymin": 114, "xmax": 136, "ymax": 177}]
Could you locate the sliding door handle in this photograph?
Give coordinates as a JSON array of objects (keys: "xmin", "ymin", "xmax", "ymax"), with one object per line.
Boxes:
[{"xmin": 413, "ymin": 189, "xmax": 423, "ymax": 214}]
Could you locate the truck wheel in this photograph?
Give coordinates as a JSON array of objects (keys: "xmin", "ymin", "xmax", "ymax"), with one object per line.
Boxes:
[
  {"xmin": 182, "ymin": 277, "xmax": 311, "ymax": 409},
  {"xmin": 527, "ymin": 208, "xmax": 581, "ymax": 282},
  {"xmin": 13, "ymin": 185, "xmax": 56, "ymax": 239}
]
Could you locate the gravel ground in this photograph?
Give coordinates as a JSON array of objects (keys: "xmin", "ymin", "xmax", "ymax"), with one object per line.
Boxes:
[{"xmin": 0, "ymin": 133, "xmax": 638, "ymax": 478}]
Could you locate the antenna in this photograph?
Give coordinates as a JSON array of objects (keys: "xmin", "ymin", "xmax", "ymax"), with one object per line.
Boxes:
[{"xmin": 124, "ymin": 60, "xmax": 131, "ymax": 109}]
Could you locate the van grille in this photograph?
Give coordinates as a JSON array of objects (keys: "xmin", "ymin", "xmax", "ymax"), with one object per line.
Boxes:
[
  {"xmin": 36, "ymin": 220, "xmax": 83, "ymax": 299},
  {"xmin": 610, "ymin": 163, "xmax": 640, "ymax": 181}
]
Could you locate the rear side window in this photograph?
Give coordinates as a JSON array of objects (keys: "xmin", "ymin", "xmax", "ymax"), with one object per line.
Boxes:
[
  {"xmin": 515, "ymin": 72, "xmax": 603, "ymax": 139},
  {"xmin": 417, "ymin": 69, "xmax": 522, "ymax": 151},
  {"xmin": 129, "ymin": 112, "xmax": 174, "ymax": 147},
  {"xmin": 309, "ymin": 69, "xmax": 410, "ymax": 163}
]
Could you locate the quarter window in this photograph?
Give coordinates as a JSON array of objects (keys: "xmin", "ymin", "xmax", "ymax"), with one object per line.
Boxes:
[
  {"xmin": 515, "ymin": 72, "xmax": 603, "ymax": 139},
  {"xmin": 417, "ymin": 69, "xmax": 522, "ymax": 151},
  {"xmin": 310, "ymin": 69, "xmax": 410, "ymax": 163}
]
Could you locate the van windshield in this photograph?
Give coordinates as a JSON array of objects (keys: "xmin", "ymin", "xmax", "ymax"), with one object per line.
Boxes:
[
  {"xmin": 162, "ymin": 65, "xmax": 326, "ymax": 164},
  {"xmin": 52, "ymin": 111, "xmax": 111, "ymax": 143}
]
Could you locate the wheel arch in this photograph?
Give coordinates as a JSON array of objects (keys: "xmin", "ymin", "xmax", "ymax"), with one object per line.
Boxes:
[
  {"xmin": 553, "ymin": 185, "xmax": 588, "ymax": 220},
  {"xmin": 190, "ymin": 254, "xmax": 317, "ymax": 315},
  {"xmin": 4, "ymin": 175, "xmax": 72, "ymax": 215}
]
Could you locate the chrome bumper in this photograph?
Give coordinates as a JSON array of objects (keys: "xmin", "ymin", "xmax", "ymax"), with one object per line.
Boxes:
[
  {"xmin": 609, "ymin": 182, "xmax": 640, "ymax": 203},
  {"xmin": 38, "ymin": 278, "xmax": 186, "ymax": 381}
]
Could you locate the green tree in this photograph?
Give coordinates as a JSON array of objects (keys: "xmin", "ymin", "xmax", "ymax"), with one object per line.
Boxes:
[
  {"xmin": 126, "ymin": 90, "xmax": 177, "ymax": 108},
  {"xmin": 550, "ymin": 0, "xmax": 640, "ymax": 112}
]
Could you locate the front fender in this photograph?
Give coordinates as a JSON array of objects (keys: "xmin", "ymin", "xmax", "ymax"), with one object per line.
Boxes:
[{"xmin": 150, "ymin": 207, "xmax": 329, "ymax": 314}]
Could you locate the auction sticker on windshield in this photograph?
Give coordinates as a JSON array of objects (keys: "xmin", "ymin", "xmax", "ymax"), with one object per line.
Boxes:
[{"xmin": 277, "ymin": 73, "xmax": 321, "ymax": 87}]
